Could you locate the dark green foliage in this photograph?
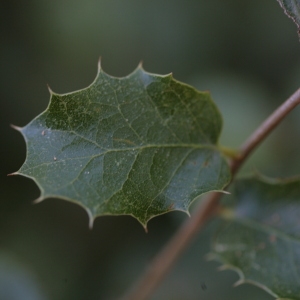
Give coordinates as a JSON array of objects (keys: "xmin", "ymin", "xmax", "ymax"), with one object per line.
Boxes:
[{"xmin": 17, "ymin": 66, "xmax": 230, "ymax": 227}]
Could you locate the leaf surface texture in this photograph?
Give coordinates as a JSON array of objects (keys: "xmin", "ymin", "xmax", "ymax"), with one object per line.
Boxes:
[
  {"xmin": 211, "ymin": 176, "xmax": 300, "ymax": 299},
  {"xmin": 18, "ymin": 66, "xmax": 230, "ymax": 227}
]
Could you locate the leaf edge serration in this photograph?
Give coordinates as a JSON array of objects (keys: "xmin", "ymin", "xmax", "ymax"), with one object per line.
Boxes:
[
  {"xmin": 13, "ymin": 61, "xmax": 231, "ymax": 229},
  {"xmin": 207, "ymin": 174, "xmax": 300, "ymax": 300}
]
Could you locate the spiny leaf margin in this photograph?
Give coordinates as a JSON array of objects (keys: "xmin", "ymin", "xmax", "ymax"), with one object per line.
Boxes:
[
  {"xmin": 277, "ymin": 0, "xmax": 300, "ymax": 36},
  {"xmin": 209, "ymin": 174, "xmax": 300, "ymax": 300},
  {"xmin": 14, "ymin": 62, "xmax": 231, "ymax": 229}
]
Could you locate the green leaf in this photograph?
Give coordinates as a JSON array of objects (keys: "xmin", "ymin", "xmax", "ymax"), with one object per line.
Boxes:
[
  {"xmin": 277, "ymin": 0, "xmax": 300, "ymax": 35},
  {"xmin": 15, "ymin": 64, "xmax": 230, "ymax": 228},
  {"xmin": 210, "ymin": 176, "xmax": 300, "ymax": 299}
]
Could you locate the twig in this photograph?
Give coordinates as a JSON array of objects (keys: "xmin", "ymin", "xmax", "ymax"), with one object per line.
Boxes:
[
  {"xmin": 121, "ymin": 88, "xmax": 300, "ymax": 300},
  {"xmin": 230, "ymin": 88, "xmax": 300, "ymax": 174}
]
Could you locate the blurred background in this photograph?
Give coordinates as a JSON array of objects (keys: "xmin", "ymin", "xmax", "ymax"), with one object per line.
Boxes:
[{"xmin": 1, "ymin": 0, "xmax": 300, "ymax": 299}]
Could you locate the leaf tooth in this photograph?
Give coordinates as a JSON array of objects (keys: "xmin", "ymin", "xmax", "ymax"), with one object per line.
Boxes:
[
  {"xmin": 233, "ymin": 279, "xmax": 244, "ymax": 287},
  {"xmin": 47, "ymin": 84, "xmax": 55, "ymax": 95},
  {"xmin": 217, "ymin": 264, "xmax": 231, "ymax": 271},
  {"xmin": 97, "ymin": 57, "xmax": 102, "ymax": 74},
  {"xmin": 10, "ymin": 124, "xmax": 23, "ymax": 131},
  {"xmin": 14, "ymin": 64, "xmax": 230, "ymax": 230},
  {"xmin": 138, "ymin": 60, "xmax": 143, "ymax": 69},
  {"xmin": 7, "ymin": 172, "xmax": 19, "ymax": 176},
  {"xmin": 209, "ymin": 256, "xmax": 281, "ymax": 298},
  {"xmin": 33, "ymin": 196, "xmax": 44, "ymax": 204},
  {"xmin": 86, "ymin": 208, "xmax": 94, "ymax": 230},
  {"xmin": 185, "ymin": 210, "xmax": 191, "ymax": 218}
]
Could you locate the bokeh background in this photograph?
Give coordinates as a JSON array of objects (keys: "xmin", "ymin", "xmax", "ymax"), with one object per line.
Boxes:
[{"xmin": 1, "ymin": 0, "xmax": 300, "ymax": 299}]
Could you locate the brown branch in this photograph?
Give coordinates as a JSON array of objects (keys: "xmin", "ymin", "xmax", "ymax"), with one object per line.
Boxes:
[
  {"xmin": 230, "ymin": 88, "xmax": 300, "ymax": 174},
  {"xmin": 121, "ymin": 88, "xmax": 300, "ymax": 300}
]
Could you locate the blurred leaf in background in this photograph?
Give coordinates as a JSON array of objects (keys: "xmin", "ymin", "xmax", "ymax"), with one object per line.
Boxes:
[
  {"xmin": 0, "ymin": 252, "xmax": 47, "ymax": 300},
  {"xmin": 1, "ymin": 0, "xmax": 300, "ymax": 299}
]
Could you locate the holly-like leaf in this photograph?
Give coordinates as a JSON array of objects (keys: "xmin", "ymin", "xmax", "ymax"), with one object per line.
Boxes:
[
  {"xmin": 210, "ymin": 176, "xmax": 300, "ymax": 299},
  {"xmin": 14, "ymin": 63, "xmax": 230, "ymax": 228},
  {"xmin": 277, "ymin": 0, "xmax": 300, "ymax": 35}
]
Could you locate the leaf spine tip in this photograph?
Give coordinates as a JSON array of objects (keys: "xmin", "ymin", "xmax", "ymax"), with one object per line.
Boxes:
[
  {"xmin": 33, "ymin": 197, "xmax": 43, "ymax": 204},
  {"xmin": 47, "ymin": 84, "xmax": 54, "ymax": 95},
  {"xmin": 88, "ymin": 218, "xmax": 94, "ymax": 230},
  {"xmin": 140, "ymin": 220, "xmax": 148, "ymax": 232},
  {"xmin": 10, "ymin": 124, "xmax": 22, "ymax": 131},
  {"xmin": 233, "ymin": 279, "xmax": 244, "ymax": 287},
  {"xmin": 217, "ymin": 263, "xmax": 238, "ymax": 272},
  {"xmin": 97, "ymin": 57, "xmax": 102, "ymax": 73},
  {"xmin": 7, "ymin": 172, "xmax": 18, "ymax": 176},
  {"xmin": 86, "ymin": 208, "xmax": 94, "ymax": 229},
  {"xmin": 138, "ymin": 61, "xmax": 143, "ymax": 69}
]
